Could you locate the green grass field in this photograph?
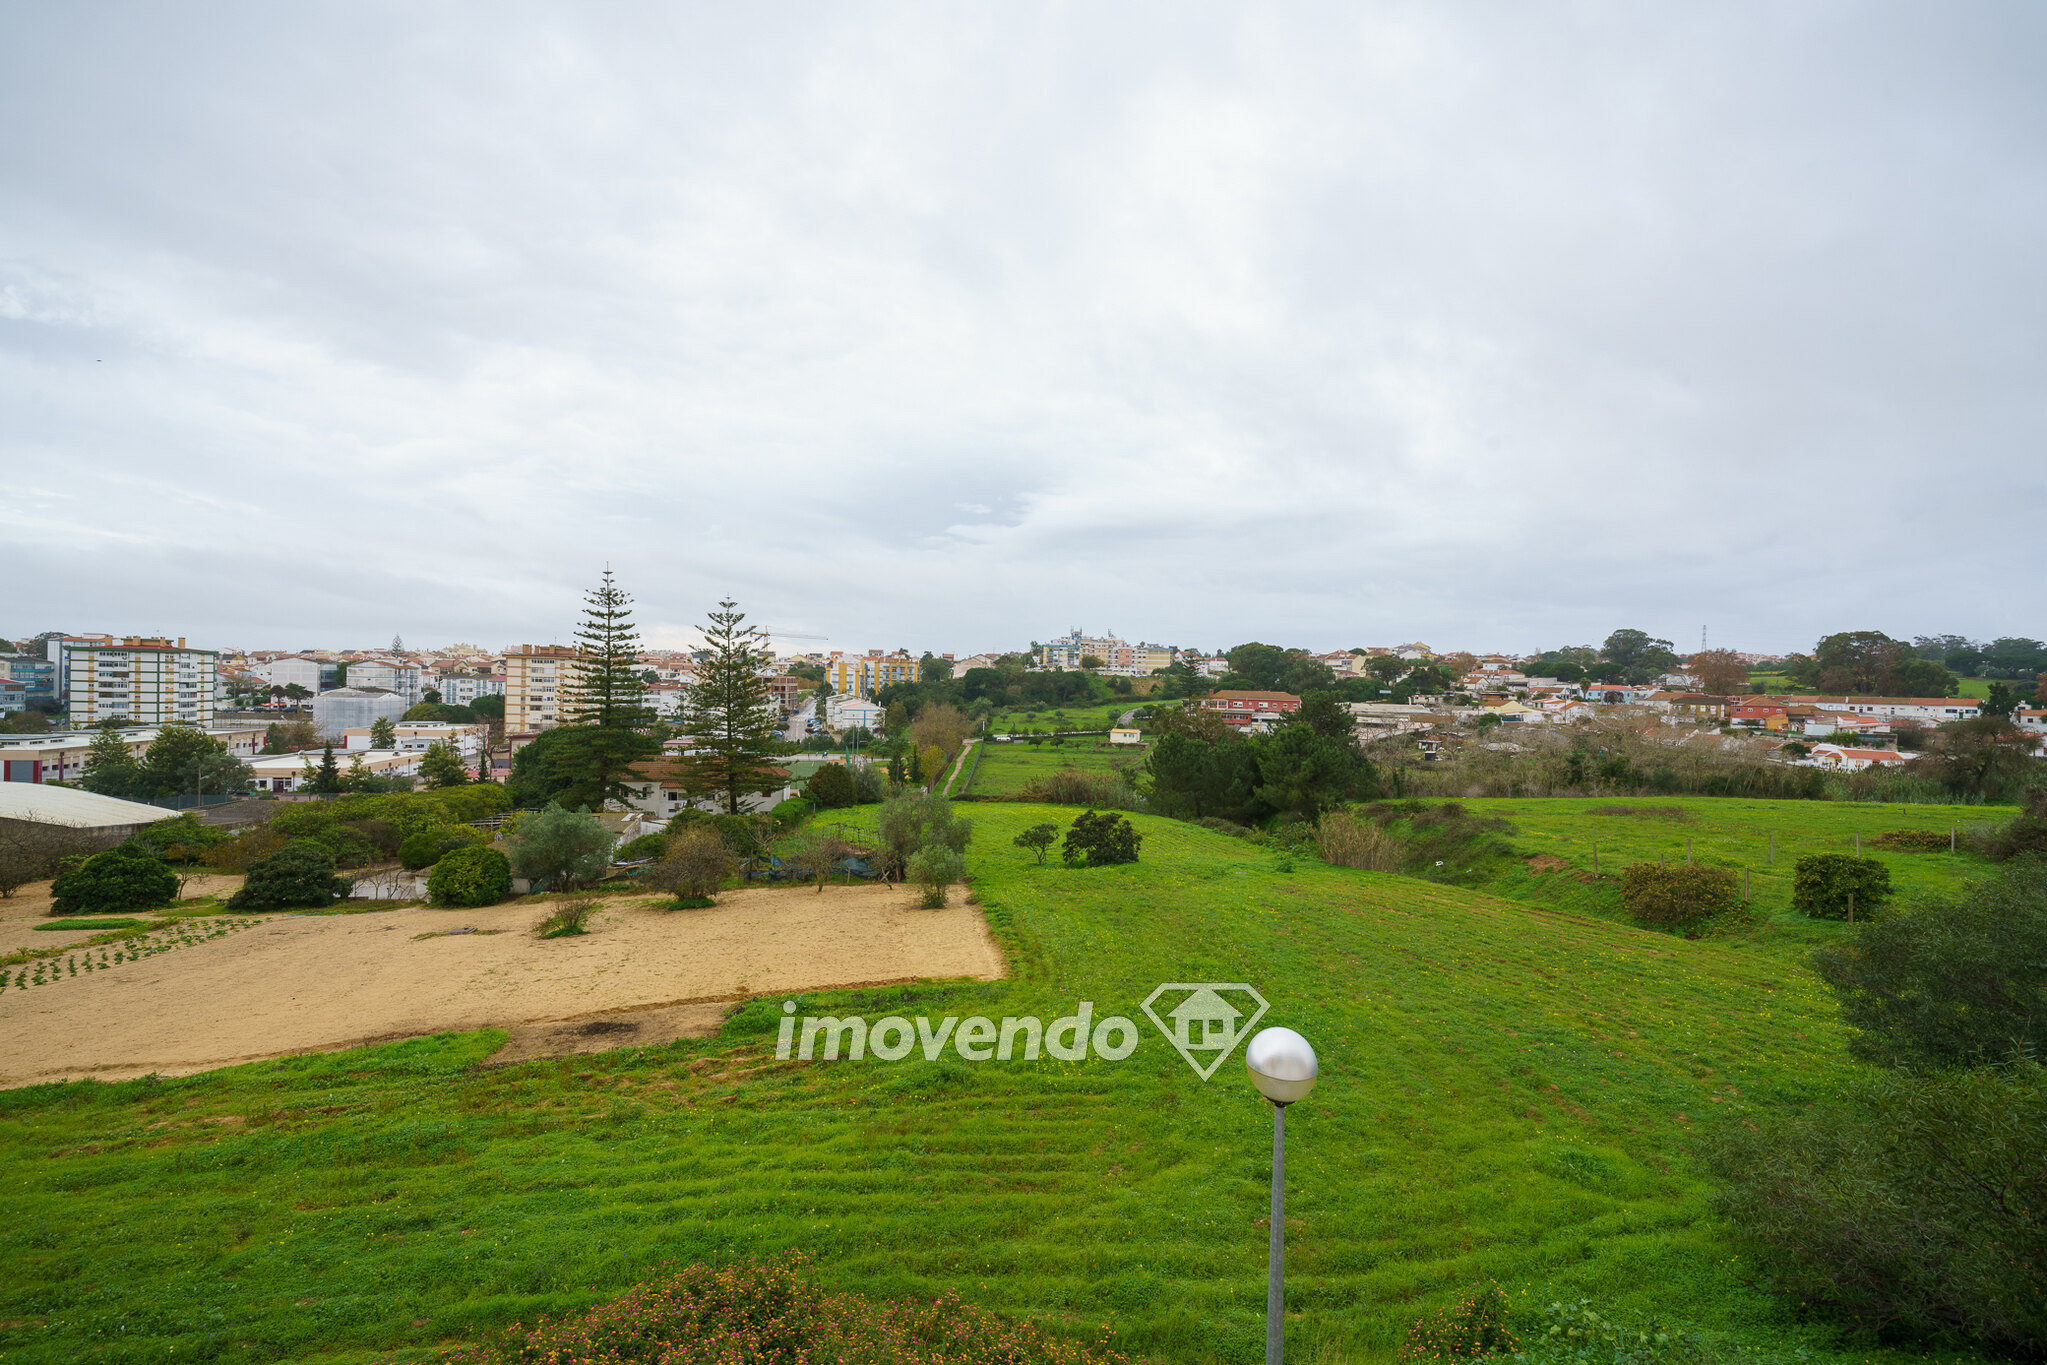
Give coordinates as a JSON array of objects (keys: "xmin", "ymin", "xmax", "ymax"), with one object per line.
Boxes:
[
  {"xmin": 963, "ymin": 739, "xmax": 1148, "ymax": 796},
  {"xmin": 1365, "ymin": 797, "xmax": 2010, "ymax": 956},
  {"xmin": 1746, "ymin": 672, "xmax": 1999, "ymax": 700},
  {"xmin": 0, "ymin": 801, "xmax": 2015, "ymax": 1364},
  {"xmin": 988, "ymin": 700, "xmax": 1137, "ymax": 734}
]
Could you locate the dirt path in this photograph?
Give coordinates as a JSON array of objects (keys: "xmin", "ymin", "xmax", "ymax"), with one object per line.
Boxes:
[{"xmin": 0, "ymin": 882, "xmax": 1004, "ymax": 1087}]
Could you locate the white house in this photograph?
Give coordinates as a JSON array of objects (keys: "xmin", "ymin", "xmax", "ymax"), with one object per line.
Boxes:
[
  {"xmin": 1804, "ymin": 743, "xmax": 1914, "ymax": 773},
  {"xmin": 827, "ymin": 696, "xmax": 886, "ymax": 732},
  {"xmin": 1108, "ymin": 727, "xmax": 1144, "ymax": 745}
]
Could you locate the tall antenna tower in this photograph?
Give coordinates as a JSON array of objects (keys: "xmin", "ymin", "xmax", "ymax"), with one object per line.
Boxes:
[{"xmin": 1700, "ymin": 625, "xmax": 1708, "ymax": 653}]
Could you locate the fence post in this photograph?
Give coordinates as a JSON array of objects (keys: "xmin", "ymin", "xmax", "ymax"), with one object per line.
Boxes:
[
  {"xmin": 1951, "ymin": 824, "xmax": 1956, "ymax": 852},
  {"xmin": 1847, "ymin": 891, "xmax": 1854, "ymax": 925},
  {"xmin": 1659, "ymin": 852, "xmax": 1665, "ymax": 871}
]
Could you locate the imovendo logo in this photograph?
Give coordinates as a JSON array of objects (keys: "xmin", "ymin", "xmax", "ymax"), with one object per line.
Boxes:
[{"xmin": 774, "ymin": 982, "xmax": 1269, "ymax": 1081}]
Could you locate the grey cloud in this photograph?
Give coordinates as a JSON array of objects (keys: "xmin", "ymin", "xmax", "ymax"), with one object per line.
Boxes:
[{"xmin": 2, "ymin": 2, "xmax": 2043, "ymax": 657}]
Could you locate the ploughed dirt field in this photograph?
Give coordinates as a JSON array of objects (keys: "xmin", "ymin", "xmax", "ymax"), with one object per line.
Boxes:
[
  {"xmin": 0, "ymin": 883, "xmax": 1005, "ymax": 1087},
  {"xmin": 0, "ymin": 874, "xmax": 247, "ymax": 955}
]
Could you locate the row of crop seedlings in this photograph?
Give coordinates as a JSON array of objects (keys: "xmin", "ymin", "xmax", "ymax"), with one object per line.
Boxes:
[{"xmin": 0, "ymin": 917, "xmax": 261, "ymax": 994}]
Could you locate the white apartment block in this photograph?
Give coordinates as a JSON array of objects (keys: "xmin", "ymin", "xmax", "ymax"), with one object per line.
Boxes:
[
  {"xmin": 252, "ymin": 656, "xmax": 338, "ymax": 692},
  {"xmin": 345, "ymin": 658, "xmax": 424, "ymax": 704},
  {"xmin": 433, "ymin": 675, "xmax": 505, "ymax": 706},
  {"xmin": 505, "ymin": 644, "xmax": 580, "ymax": 732},
  {"xmin": 68, "ymin": 638, "xmax": 218, "ymax": 726}
]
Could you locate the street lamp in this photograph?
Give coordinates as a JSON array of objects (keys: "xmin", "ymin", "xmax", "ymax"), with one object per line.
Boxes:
[{"xmin": 1246, "ymin": 1026, "xmax": 1318, "ymax": 1365}]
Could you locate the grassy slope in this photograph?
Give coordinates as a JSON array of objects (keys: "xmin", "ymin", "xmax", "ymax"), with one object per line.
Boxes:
[
  {"xmin": 965, "ymin": 740, "xmax": 1148, "ymax": 796},
  {"xmin": 0, "ymin": 804, "xmax": 1968, "ymax": 1365},
  {"xmin": 1394, "ymin": 797, "xmax": 2011, "ymax": 953},
  {"xmin": 1745, "ymin": 672, "xmax": 1996, "ymax": 699}
]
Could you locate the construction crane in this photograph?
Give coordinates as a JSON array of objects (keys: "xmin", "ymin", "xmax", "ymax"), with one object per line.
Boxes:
[{"xmin": 763, "ymin": 629, "xmax": 829, "ymax": 642}]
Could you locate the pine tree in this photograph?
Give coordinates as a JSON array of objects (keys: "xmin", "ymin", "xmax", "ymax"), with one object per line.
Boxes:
[
  {"xmin": 549, "ymin": 569, "xmax": 659, "ymax": 806},
  {"xmin": 569, "ymin": 569, "xmax": 652, "ymax": 729},
  {"xmin": 681, "ymin": 598, "xmax": 783, "ymax": 814},
  {"xmin": 305, "ymin": 745, "xmax": 344, "ymax": 795},
  {"xmin": 419, "ymin": 740, "xmax": 469, "ymax": 789}
]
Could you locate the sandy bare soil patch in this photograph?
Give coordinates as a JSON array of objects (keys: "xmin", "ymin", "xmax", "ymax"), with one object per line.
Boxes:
[
  {"xmin": 0, "ymin": 874, "xmax": 246, "ymax": 955},
  {"xmin": 0, "ymin": 882, "xmax": 1004, "ymax": 1087}
]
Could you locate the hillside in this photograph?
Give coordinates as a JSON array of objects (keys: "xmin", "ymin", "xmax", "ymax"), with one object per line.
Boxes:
[
  {"xmin": 0, "ymin": 805, "xmax": 1953, "ymax": 1364},
  {"xmin": 1353, "ymin": 796, "xmax": 2012, "ymax": 951}
]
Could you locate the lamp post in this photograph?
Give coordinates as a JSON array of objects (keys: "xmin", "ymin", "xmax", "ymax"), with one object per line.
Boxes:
[{"xmin": 1246, "ymin": 1026, "xmax": 1318, "ymax": 1365}]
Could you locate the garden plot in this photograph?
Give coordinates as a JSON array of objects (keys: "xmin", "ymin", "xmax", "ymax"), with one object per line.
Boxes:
[
  {"xmin": 0, "ymin": 881, "xmax": 1004, "ymax": 1088},
  {"xmin": 0, "ymin": 873, "xmax": 245, "ymax": 955}
]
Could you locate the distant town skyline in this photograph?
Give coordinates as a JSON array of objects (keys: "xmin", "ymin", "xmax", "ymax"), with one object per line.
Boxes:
[{"xmin": 4, "ymin": 6, "xmax": 2042, "ymax": 651}]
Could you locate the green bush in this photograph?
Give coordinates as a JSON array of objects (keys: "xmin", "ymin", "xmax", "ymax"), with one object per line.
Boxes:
[
  {"xmin": 1617, "ymin": 863, "xmax": 1740, "ymax": 933},
  {"xmin": 49, "ymin": 846, "xmax": 179, "ymax": 916},
  {"xmin": 1812, "ymin": 859, "xmax": 2047, "ymax": 1071},
  {"xmin": 805, "ymin": 762, "xmax": 858, "ymax": 809},
  {"xmin": 397, "ymin": 826, "xmax": 487, "ymax": 871},
  {"xmin": 506, "ymin": 804, "xmax": 613, "ymax": 888},
  {"xmin": 614, "ymin": 833, "xmax": 668, "ymax": 863},
  {"xmin": 1867, "ymin": 828, "xmax": 1954, "ymax": 852},
  {"xmin": 1011, "ymin": 822, "xmax": 1058, "ymax": 864},
  {"xmin": 428, "ymin": 845, "xmax": 512, "ymax": 908},
  {"xmin": 439, "ymin": 1253, "xmax": 1123, "ymax": 1364},
  {"xmin": 228, "ymin": 841, "xmax": 350, "ymax": 910},
  {"xmin": 1700, "ymin": 1063, "xmax": 2047, "ymax": 1355},
  {"xmin": 1062, "ymin": 810, "xmax": 1141, "ymax": 867},
  {"xmin": 1483, "ymin": 1299, "xmax": 1708, "ymax": 1365},
  {"xmin": 125, "ymin": 814, "xmax": 229, "ymax": 864},
  {"xmin": 1791, "ymin": 853, "xmax": 1892, "ymax": 919},
  {"xmin": 1398, "ymin": 1283, "xmax": 1516, "ymax": 1364},
  {"xmin": 906, "ymin": 845, "xmax": 966, "ymax": 908},
  {"xmin": 1980, "ymin": 789, "xmax": 2047, "ymax": 862},
  {"xmin": 535, "ymin": 898, "xmax": 598, "ymax": 938}
]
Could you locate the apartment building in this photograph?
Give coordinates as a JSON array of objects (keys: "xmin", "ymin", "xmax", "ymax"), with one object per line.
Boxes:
[
  {"xmin": 68, "ymin": 638, "xmax": 218, "ymax": 726},
  {"xmin": 345, "ymin": 658, "xmax": 424, "ymax": 704},
  {"xmin": 433, "ymin": 674, "xmax": 505, "ymax": 706},
  {"xmin": 505, "ymin": 644, "xmax": 581, "ymax": 732},
  {"xmin": 250, "ymin": 656, "xmax": 336, "ymax": 694},
  {"xmin": 823, "ymin": 650, "xmax": 920, "ymax": 699}
]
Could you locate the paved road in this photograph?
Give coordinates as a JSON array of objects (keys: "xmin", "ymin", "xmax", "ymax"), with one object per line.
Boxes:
[{"xmin": 784, "ymin": 697, "xmax": 816, "ymax": 743}]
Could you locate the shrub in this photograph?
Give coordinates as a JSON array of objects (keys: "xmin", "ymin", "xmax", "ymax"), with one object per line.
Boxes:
[
  {"xmin": 1979, "ymin": 789, "xmax": 2047, "ymax": 862},
  {"xmin": 1792, "ymin": 853, "xmax": 1893, "ymax": 919},
  {"xmin": 50, "ymin": 846, "xmax": 179, "ymax": 915},
  {"xmin": 614, "ymin": 833, "xmax": 668, "ymax": 863},
  {"xmin": 1062, "ymin": 810, "xmax": 1141, "ymax": 867},
  {"xmin": 227, "ymin": 841, "xmax": 350, "ymax": 910},
  {"xmin": 876, "ymin": 793, "xmax": 973, "ymax": 880},
  {"xmin": 708, "ymin": 812, "xmax": 770, "ymax": 861},
  {"xmin": 201, "ymin": 827, "xmax": 289, "ymax": 875},
  {"xmin": 1315, "ymin": 810, "xmax": 1404, "ymax": 870},
  {"xmin": 1812, "ymin": 859, "xmax": 2047, "ymax": 1071},
  {"xmin": 507, "ymin": 804, "xmax": 613, "ymax": 889},
  {"xmin": 535, "ymin": 898, "xmax": 598, "ymax": 938},
  {"xmin": 1483, "ymin": 1299, "xmax": 1708, "ymax": 1365},
  {"xmin": 1193, "ymin": 816, "xmax": 1251, "ymax": 838},
  {"xmin": 1398, "ymin": 1283, "xmax": 1516, "ymax": 1364},
  {"xmin": 1868, "ymin": 828, "xmax": 1955, "ymax": 852},
  {"xmin": 1017, "ymin": 768, "xmax": 1139, "ymax": 809},
  {"xmin": 1012, "ymin": 822, "xmax": 1058, "ymax": 864},
  {"xmin": 428, "ymin": 845, "xmax": 512, "ymax": 907},
  {"xmin": 805, "ymin": 762, "xmax": 859, "ymax": 809},
  {"xmin": 399, "ymin": 830, "xmax": 448, "ymax": 870},
  {"xmin": 440, "ymin": 1254, "xmax": 1123, "ymax": 1365},
  {"xmin": 1700, "ymin": 1063, "xmax": 2047, "ymax": 1355},
  {"xmin": 1618, "ymin": 863, "xmax": 1740, "ymax": 933},
  {"xmin": 643, "ymin": 827, "xmax": 734, "ymax": 905},
  {"xmin": 125, "ymin": 814, "xmax": 228, "ymax": 864},
  {"xmin": 907, "ymin": 845, "xmax": 966, "ymax": 907}
]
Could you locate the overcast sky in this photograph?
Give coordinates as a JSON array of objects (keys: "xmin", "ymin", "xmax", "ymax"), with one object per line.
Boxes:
[{"xmin": 3, "ymin": 3, "xmax": 2043, "ymax": 658}]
